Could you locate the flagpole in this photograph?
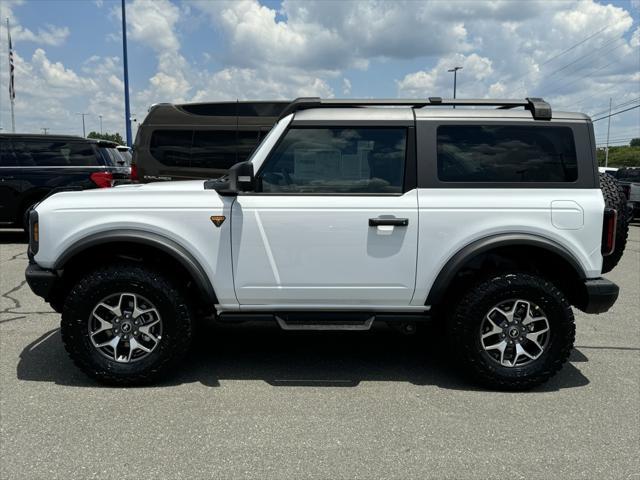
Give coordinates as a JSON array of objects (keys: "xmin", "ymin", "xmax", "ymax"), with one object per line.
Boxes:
[{"xmin": 6, "ymin": 17, "xmax": 15, "ymax": 133}]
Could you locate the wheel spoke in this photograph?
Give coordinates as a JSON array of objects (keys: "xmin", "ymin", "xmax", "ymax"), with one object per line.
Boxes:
[
  {"xmin": 130, "ymin": 336, "xmax": 151, "ymax": 353},
  {"xmin": 514, "ymin": 343, "xmax": 537, "ymax": 365},
  {"xmin": 485, "ymin": 339, "xmax": 508, "ymax": 365},
  {"xmin": 91, "ymin": 312, "xmax": 113, "ymax": 336},
  {"xmin": 98, "ymin": 302, "xmax": 121, "ymax": 317}
]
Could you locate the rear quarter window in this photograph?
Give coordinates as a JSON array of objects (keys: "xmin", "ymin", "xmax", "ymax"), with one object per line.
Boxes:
[
  {"xmin": 437, "ymin": 125, "xmax": 578, "ymax": 183},
  {"xmin": 12, "ymin": 140, "xmax": 99, "ymax": 167}
]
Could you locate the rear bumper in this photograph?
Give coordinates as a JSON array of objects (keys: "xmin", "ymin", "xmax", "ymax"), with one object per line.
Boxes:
[
  {"xmin": 580, "ymin": 278, "xmax": 619, "ymax": 314},
  {"xmin": 25, "ymin": 263, "xmax": 59, "ymax": 301}
]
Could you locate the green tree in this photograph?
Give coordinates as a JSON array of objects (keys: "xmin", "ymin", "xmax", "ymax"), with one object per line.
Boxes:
[
  {"xmin": 630, "ymin": 138, "xmax": 640, "ymax": 147},
  {"xmin": 87, "ymin": 131, "xmax": 125, "ymax": 145}
]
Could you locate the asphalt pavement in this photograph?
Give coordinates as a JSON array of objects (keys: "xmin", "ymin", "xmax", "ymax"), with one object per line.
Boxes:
[{"xmin": 1, "ymin": 225, "xmax": 638, "ymax": 479}]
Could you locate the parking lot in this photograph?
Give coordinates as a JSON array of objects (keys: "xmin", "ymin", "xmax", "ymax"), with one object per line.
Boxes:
[{"xmin": 0, "ymin": 225, "xmax": 638, "ymax": 479}]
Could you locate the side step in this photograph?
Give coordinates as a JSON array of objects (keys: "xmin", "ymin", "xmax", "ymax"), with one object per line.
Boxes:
[
  {"xmin": 217, "ymin": 312, "xmax": 430, "ymax": 331},
  {"xmin": 275, "ymin": 315, "xmax": 374, "ymax": 331}
]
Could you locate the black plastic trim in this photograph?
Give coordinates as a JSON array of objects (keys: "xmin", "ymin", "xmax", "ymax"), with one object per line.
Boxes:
[
  {"xmin": 580, "ymin": 278, "xmax": 619, "ymax": 314},
  {"xmin": 25, "ymin": 264, "xmax": 58, "ymax": 301},
  {"xmin": 425, "ymin": 233, "xmax": 587, "ymax": 305},
  {"xmin": 53, "ymin": 230, "xmax": 217, "ymax": 307}
]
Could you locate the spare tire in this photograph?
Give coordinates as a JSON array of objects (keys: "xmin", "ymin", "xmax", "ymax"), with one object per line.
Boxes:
[{"xmin": 600, "ymin": 172, "xmax": 629, "ymax": 273}]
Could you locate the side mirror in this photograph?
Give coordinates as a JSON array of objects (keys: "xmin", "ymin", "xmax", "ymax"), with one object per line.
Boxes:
[{"xmin": 211, "ymin": 161, "xmax": 255, "ymax": 196}]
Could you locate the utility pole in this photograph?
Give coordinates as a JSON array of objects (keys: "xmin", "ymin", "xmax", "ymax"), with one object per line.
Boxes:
[
  {"xmin": 76, "ymin": 113, "xmax": 88, "ymax": 137},
  {"xmin": 99, "ymin": 114, "xmax": 103, "ymax": 134},
  {"xmin": 41, "ymin": 127, "xmax": 49, "ymax": 135},
  {"xmin": 121, "ymin": 0, "xmax": 132, "ymax": 147},
  {"xmin": 605, "ymin": 97, "xmax": 612, "ymax": 168},
  {"xmin": 448, "ymin": 66, "xmax": 463, "ymax": 108}
]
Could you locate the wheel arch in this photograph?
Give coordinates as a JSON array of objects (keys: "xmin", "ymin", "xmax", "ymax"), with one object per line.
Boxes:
[
  {"xmin": 425, "ymin": 233, "xmax": 587, "ymax": 308},
  {"xmin": 54, "ymin": 229, "xmax": 217, "ymax": 311}
]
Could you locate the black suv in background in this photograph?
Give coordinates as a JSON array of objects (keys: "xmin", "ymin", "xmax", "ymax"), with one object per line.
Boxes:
[
  {"xmin": 0, "ymin": 134, "xmax": 129, "ymax": 229},
  {"xmin": 133, "ymin": 101, "xmax": 288, "ymax": 182}
]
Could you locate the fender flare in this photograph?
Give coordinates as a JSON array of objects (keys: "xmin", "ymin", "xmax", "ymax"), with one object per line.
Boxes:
[
  {"xmin": 54, "ymin": 229, "xmax": 217, "ymax": 306},
  {"xmin": 425, "ymin": 233, "xmax": 587, "ymax": 306}
]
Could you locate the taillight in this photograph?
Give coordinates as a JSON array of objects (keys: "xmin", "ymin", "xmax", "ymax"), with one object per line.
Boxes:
[
  {"xmin": 130, "ymin": 164, "xmax": 138, "ymax": 182},
  {"xmin": 601, "ymin": 208, "xmax": 617, "ymax": 256},
  {"xmin": 90, "ymin": 171, "xmax": 114, "ymax": 188}
]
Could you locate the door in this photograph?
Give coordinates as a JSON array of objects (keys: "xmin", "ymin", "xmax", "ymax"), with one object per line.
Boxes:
[
  {"xmin": 0, "ymin": 139, "xmax": 22, "ymax": 224},
  {"xmin": 231, "ymin": 126, "xmax": 418, "ymax": 307}
]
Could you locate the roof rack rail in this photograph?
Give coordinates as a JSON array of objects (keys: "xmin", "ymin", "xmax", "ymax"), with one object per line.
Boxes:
[{"xmin": 278, "ymin": 97, "xmax": 552, "ymax": 120}]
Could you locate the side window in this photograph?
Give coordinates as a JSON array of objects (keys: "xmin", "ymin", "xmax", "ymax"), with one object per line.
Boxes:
[
  {"xmin": 236, "ymin": 130, "xmax": 260, "ymax": 163},
  {"xmin": 13, "ymin": 140, "xmax": 98, "ymax": 167},
  {"xmin": 191, "ymin": 130, "xmax": 237, "ymax": 169},
  {"xmin": 259, "ymin": 128, "xmax": 407, "ymax": 194},
  {"xmin": 0, "ymin": 140, "xmax": 19, "ymax": 166},
  {"xmin": 437, "ymin": 125, "xmax": 578, "ymax": 183},
  {"xmin": 150, "ymin": 130, "xmax": 193, "ymax": 167}
]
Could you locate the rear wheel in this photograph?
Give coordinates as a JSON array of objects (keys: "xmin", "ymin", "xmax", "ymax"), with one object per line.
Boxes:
[
  {"xmin": 61, "ymin": 263, "xmax": 193, "ymax": 385},
  {"xmin": 447, "ymin": 272, "xmax": 575, "ymax": 390},
  {"xmin": 600, "ymin": 172, "xmax": 629, "ymax": 273}
]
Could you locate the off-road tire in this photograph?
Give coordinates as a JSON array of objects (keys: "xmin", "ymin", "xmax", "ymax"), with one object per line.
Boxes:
[
  {"xmin": 447, "ymin": 273, "xmax": 575, "ymax": 391},
  {"xmin": 61, "ymin": 263, "xmax": 193, "ymax": 386},
  {"xmin": 600, "ymin": 172, "xmax": 629, "ymax": 273}
]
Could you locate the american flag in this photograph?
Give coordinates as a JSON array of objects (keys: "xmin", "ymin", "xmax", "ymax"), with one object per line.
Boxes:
[{"xmin": 8, "ymin": 26, "xmax": 15, "ymax": 100}]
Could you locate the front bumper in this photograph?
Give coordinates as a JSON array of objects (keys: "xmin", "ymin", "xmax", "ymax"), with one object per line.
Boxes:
[
  {"xmin": 25, "ymin": 263, "xmax": 59, "ymax": 301},
  {"xmin": 580, "ymin": 278, "xmax": 619, "ymax": 314}
]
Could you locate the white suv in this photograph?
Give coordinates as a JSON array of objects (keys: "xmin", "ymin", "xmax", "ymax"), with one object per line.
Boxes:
[{"xmin": 25, "ymin": 97, "xmax": 620, "ymax": 390}]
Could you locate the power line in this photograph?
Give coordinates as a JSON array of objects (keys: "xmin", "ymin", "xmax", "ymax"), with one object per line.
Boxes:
[
  {"xmin": 509, "ymin": 24, "xmax": 613, "ymax": 85},
  {"xmin": 541, "ymin": 36, "xmax": 622, "ymax": 83},
  {"xmin": 591, "ymin": 97, "xmax": 640, "ymax": 117},
  {"xmin": 592, "ymin": 104, "xmax": 640, "ymax": 122}
]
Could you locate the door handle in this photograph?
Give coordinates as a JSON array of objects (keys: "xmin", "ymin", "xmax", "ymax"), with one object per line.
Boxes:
[{"xmin": 369, "ymin": 217, "xmax": 409, "ymax": 227}]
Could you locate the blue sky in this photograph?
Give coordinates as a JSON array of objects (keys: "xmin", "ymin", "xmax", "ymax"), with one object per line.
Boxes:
[{"xmin": 1, "ymin": 0, "xmax": 638, "ymax": 145}]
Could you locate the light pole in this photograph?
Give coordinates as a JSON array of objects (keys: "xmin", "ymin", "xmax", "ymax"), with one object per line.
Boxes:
[
  {"xmin": 41, "ymin": 127, "xmax": 49, "ymax": 135},
  {"xmin": 448, "ymin": 66, "xmax": 463, "ymax": 107},
  {"xmin": 99, "ymin": 114, "xmax": 103, "ymax": 135},
  {"xmin": 605, "ymin": 97, "xmax": 612, "ymax": 168},
  {"xmin": 76, "ymin": 113, "xmax": 88, "ymax": 137},
  {"xmin": 121, "ymin": 0, "xmax": 132, "ymax": 147}
]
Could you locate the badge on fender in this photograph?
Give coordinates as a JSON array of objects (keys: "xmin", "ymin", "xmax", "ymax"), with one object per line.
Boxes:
[{"xmin": 210, "ymin": 215, "xmax": 226, "ymax": 227}]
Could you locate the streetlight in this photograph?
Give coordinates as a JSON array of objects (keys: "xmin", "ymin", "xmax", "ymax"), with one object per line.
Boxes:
[
  {"xmin": 76, "ymin": 113, "xmax": 88, "ymax": 137},
  {"xmin": 448, "ymin": 66, "xmax": 463, "ymax": 107},
  {"xmin": 41, "ymin": 128, "xmax": 49, "ymax": 135},
  {"xmin": 122, "ymin": 0, "xmax": 132, "ymax": 147},
  {"xmin": 99, "ymin": 114, "xmax": 103, "ymax": 135}
]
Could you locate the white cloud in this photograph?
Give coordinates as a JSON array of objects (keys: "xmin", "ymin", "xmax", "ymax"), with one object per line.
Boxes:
[
  {"xmin": 397, "ymin": 53, "xmax": 493, "ymax": 97},
  {"xmin": 1, "ymin": 0, "xmax": 69, "ymax": 46}
]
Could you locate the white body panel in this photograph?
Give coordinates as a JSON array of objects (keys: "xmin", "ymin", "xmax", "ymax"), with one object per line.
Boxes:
[
  {"xmin": 412, "ymin": 188, "xmax": 604, "ymax": 305},
  {"xmin": 34, "ymin": 181, "xmax": 238, "ymax": 306},
  {"xmin": 230, "ymin": 191, "xmax": 419, "ymax": 308}
]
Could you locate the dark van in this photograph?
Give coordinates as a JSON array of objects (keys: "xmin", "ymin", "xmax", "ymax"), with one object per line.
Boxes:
[
  {"xmin": 0, "ymin": 134, "xmax": 129, "ymax": 229},
  {"xmin": 133, "ymin": 101, "xmax": 288, "ymax": 182}
]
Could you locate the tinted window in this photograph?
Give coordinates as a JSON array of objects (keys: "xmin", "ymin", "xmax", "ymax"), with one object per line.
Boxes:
[
  {"xmin": 180, "ymin": 103, "xmax": 237, "ymax": 116},
  {"xmin": 150, "ymin": 130, "xmax": 192, "ymax": 167},
  {"xmin": 237, "ymin": 102, "xmax": 287, "ymax": 117},
  {"xmin": 237, "ymin": 130, "xmax": 260, "ymax": 162},
  {"xmin": 0, "ymin": 139, "xmax": 19, "ymax": 166},
  {"xmin": 437, "ymin": 125, "xmax": 578, "ymax": 182},
  {"xmin": 191, "ymin": 130, "xmax": 237, "ymax": 169},
  {"xmin": 13, "ymin": 140, "xmax": 98, "ymax": 167},
  {"xmin": 260, "ymin": 128, "xmax": 406, "ymax": 194}
]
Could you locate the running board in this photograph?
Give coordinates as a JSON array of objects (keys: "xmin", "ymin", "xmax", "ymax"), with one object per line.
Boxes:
[
  {"xmin": 275, "ymin": 315, "xmax": 375, "ymax": 331},
  {"xmin": 216, "ymin": 312, "xmax": 431, "ymax": 331}
]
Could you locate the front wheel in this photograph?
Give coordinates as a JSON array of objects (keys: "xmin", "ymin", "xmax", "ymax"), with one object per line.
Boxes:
[
  {"xmin": 61, "ymin": 263, "xmax": 194, "ymax": 386},
  {"xmin": 447, "ymin": 273, "xmax": 575, "ymax": 390}
]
